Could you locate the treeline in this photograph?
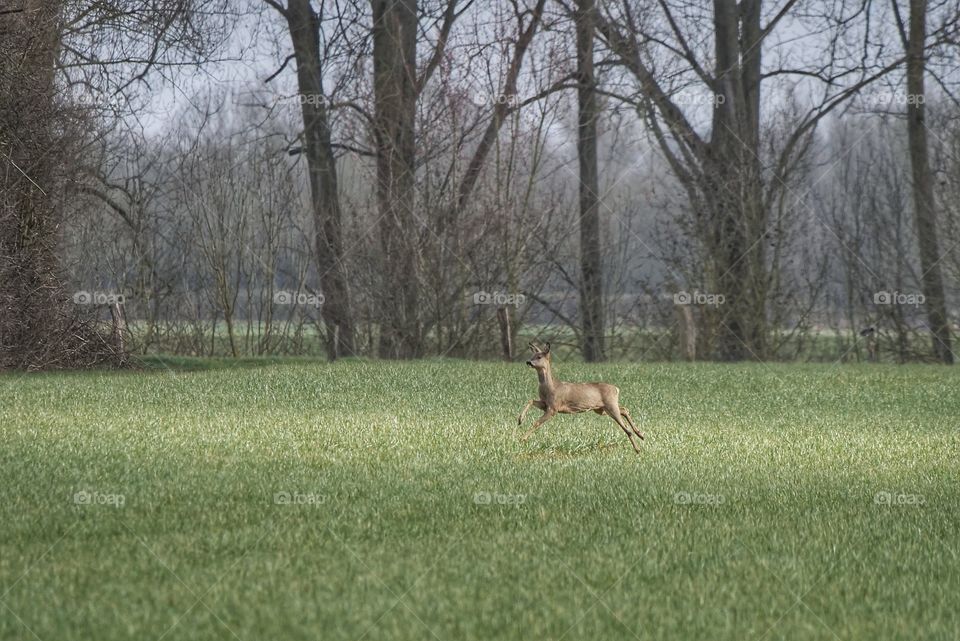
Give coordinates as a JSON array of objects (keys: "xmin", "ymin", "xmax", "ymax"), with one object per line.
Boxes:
[{"xmin": 4, "ymin": 0, "xmax": 960, "ymax": 367}]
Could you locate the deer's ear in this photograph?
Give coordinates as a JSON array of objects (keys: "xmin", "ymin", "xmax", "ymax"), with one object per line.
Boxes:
[{"xmin": 544, "ymin": 342, "xmax": 551, "ymax": 353}]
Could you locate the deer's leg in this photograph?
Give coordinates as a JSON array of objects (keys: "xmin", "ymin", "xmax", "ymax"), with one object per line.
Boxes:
[
  {"xmin": 620, "ymin": 406, "xmax": 644, "ymax": 440},
  {"xmin": 521, "ymin": 408, "xmax": 555, "ymax": 441},
  {"xmin": 517, "ymin": 399, "xmax": 545, "ymax": 425},
  {"xmin": 605, "ymin": 403, "xmax": 641, "ymax": 453}
]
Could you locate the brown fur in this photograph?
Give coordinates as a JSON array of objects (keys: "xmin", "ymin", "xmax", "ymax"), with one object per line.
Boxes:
[{"xmin": 517, "ymin": 342, "xmax": 644, "ymax": 453}]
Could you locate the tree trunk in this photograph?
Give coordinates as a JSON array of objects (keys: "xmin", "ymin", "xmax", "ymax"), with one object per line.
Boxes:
[
  {"xmin": 372, "ymin": 0, "xmax": 421, "ymax": 358},
  {"xmin": 576, "ymin": 0, "xmax": 605, "ymax": 362},
  {"xmin": 708, "ymin": 0, "xmax": 766, "ymax": 361},
  {"xmin": 906, "ymin": 0, "xmax": 953, "ymax": 363},
  {"xmin": 676, "ymin": 304, "xmax": 696, "ymax": 361},
  {"xmin": 496, "ymin": 306, "xmax": 513, "ymax": 361},
  {"xmin": 285, "ymin": 0, "xmax": 356, "ymax": 361}
]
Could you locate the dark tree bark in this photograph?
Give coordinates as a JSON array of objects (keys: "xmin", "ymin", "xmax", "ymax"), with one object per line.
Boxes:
[
  {"xmin": 372, "ymin": 0, "xmax": 421, "ymax": 358},
  {"xmin": 280, "ymin": 0, "xmax": 357, "ymax": 360},
  {"xmin": 576, "ymin": 0, "xmax": 605, "ymax": 362},
  {"xmin": 904, "ymin": 0, "xmax": 953, "ymax": 363}
]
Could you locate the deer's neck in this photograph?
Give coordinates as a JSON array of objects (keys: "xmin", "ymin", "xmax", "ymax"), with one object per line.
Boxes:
[{"xmin": 537, "ymin": 366, "xmax": 556, "ymax": 396}]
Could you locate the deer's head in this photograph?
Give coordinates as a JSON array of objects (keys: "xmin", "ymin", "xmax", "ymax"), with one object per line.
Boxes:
[{"xmin": 526, "ymin": 341, "xmax": 551, "ymax": 370}]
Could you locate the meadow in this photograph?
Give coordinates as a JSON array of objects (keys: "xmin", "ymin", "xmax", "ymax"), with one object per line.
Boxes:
[{"xmin": 1, "ymin": 358, "xmax": 958, "ymax": 640}]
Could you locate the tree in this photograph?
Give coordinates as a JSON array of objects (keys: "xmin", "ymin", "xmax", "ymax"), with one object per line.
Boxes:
[
  {"xmin": 267, "ymin": 0, "xmax": 358, "ymax": 360},
  {"xmin": 590, "ymin": 0, "xmax": 907, "ymax": 360},
  {"xmin": 371, "ymin": 0, "xmax": 422, "ymax": 358},
  {"xmin": 898, "ymin": 0, "xmax": 953, "ymax": 363},
  {"xmin": 1, "ymin": 0, "xmax": 230, "ymax": 369},
  {"xmin": 576, "ymin": 0, "xmax": 605, "ymax": 361},
  {"xmin": 0, "ymin": 2, "xmax": 120, "ymax": 369}
]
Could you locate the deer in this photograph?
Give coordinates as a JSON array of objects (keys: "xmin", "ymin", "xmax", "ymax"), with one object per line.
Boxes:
[{"xmin": 516, "ymin": 341, "xmax": 644, "ymax": 453}]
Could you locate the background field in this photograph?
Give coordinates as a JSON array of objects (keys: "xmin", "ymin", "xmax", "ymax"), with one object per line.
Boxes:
[
  {"xmin": 1, "ymin": 359, "xmax": 958, "ymax": 640},
  {"xmin": 119, "ymin": 321, "xmax": 923, "ymax": 364}
]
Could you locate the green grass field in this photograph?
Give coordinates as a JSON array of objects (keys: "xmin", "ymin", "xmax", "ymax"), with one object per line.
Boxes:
[{"xmin": 1, "ymin": 359, "xmax": 958, "ymax": 640}]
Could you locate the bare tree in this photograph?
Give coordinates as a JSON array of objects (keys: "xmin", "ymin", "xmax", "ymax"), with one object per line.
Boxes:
[
  {"xmin": 0, "ymin": 1, "xmax": 118, "ymax": 369},
  {"xmin": 584, "ymin": 0, "xmax": 910, "ymax": 360},
  {"xmin": 576, "ymin": 0, "xmax": 605, "ymax": 361},
  {"xmin": 1, "ymin": 0, "xmax": 230, "ymax": 369},
  {"xmin": 266, "ymin": 0, "xmax": 357, "ymax": 360},
  {"xmin": 897, "ymin": 0, "xmax": 954, "ymax": 362},
  {"xmin": 371, "ymin": 0, "xmax": 422, "ymax": 358}
]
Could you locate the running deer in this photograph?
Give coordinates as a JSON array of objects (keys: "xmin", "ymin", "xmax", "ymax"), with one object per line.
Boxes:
[{"xmin": 517, "ymin": 342, "xmax": 644, "ymax": 453}]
